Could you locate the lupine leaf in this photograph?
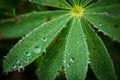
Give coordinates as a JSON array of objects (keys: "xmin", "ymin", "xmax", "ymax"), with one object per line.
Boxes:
[
  {"xmin": 64, "ymin": 18, "xmax": 88, "ymax": 80},
  {"xmin": 29, "ymin": 0, "xmax": 72, "ymax": 9},
  {"xmin": 80, "ymin": 0, "xmax": 92, "ymax": 7},
  {"xmin": 3, "ymin": 14, "xmax": 70, "ymax": 72},
  {"xmin": 85, "ymin": 0, "xmax": 120, "ymax": 9},
  {"xmin": 0, "ymin": 11, "xmax": 68, "ymax": 39},
  {"xmin": 70, "ymin": 0, "xmax": 80, "ymax": 6},
  {"xmin": 37, "ymin": 23, "xmax": 70, "ymax": 80},
  {"xmin": 81, "ymin": 18, "xmax": 117, "ymax": 80},
  {"xmin": 84, "ymin": 3, "xmax": 120, "ymax": 42}
]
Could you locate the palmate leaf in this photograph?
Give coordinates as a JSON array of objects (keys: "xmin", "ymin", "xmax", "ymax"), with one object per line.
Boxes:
[
  {"xmin": 64, "ymin": 18, "xmax": 88, "ymax": 80},
  {"xmin": 29, "ymin": 0, "xmax": 72, "ymax": 9},
  {"xmin": 37, "ymin": 23, "xmax": 70, "ymax": 80},
  {"xmin": 0, "ymin": 11, "xmax": 68, "ymax": 38},
  {"xmin": 3, "ymin": 0, "xmax": 118, "ymax": 80},
  {"xmin": 81, "ymin": 18, "xmax": 116, "ymax": 80},
  {"xmin": 3, "ymin": 14, "xmax": 70, "ymax": 72},
  {"xmin": 84, "ymin": 0, "xmax": 120, "ymax": 42}
]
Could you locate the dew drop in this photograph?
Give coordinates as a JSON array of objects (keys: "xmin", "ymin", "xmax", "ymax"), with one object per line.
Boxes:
[
  {"xmin": 88, "ymin": 61, "xmax": 90, "ymax": 64},
  {"xmin": 12, "ymin": 65, "xmax": 16, "ymax": 69},
  {"xmin": 67, "ymin": 63, "xmax": 71, "ymax": 68},
  {"xmin": 3, "ymin": 56, "xmax": 6, "ymax": 59},
  {"xmin": 70, "ymin": 57, "xmax": 75, "ymax": 62},
  {"xmin": 63, "ymin": 24, "xmax": 66, "ymax": 28},
  {"xmin": 25, "ymin": 60, "xmax": 29, "ymax": 63},
  {"xmin": 18, "ymin": 65, "xmax": 23, "ymax": 72},
  {"xmin": 104, "ymin": 12, "xmax": 108, "ymax": 15},
  {"xmin": 99, "ymin": 24, "xmax": 102, "ymax": 27},
  {"xmin": 43, "ymin": 49, "xmax": 46, "ymax": 53},
  {"xmin": 33, "ymin": 46, "xmax": 41, "ymax": 54},
  {"xmin": 26, "ymin": 52, "xmax": 31, "ymax": 56},
  {"xmin": 19, "ymin": 65, "xmax": 23, "ymax": 68},
  {"xmin": 16, "ymin": 60, "xmax": 20, "ymax": 64},
  {"xmin": 67, "ymin": 52, "xmax": 71, "ymax": 55},
  {"xmin": 43, "ymin": 22, "xmax": 47, "ymax": 25},
  {"xmin": 42, "ymin": 37, "xmax": 47, "ymax": 42},
  {"xmin": 88, "ymin": 57, "xmax": 90, "ymax": 64}
]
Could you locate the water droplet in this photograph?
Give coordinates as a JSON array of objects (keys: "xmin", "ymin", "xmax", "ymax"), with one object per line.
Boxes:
[
  {"xmin": 63, "ymin": 24, "xmax": 66, "ymax": 28},
  {"xmin": 12, "ymin": 65, "xmax": 16, "ymax": 69},
  {"xmin": 104, "ymin": 12, "xmax": 108, "ymax": 15},
  {"xmin": 43, "ymin": 49, "xmax": 46, "ymax": 53},
  {"xmin": 43, "ymin": 22, "xmax": 47, "ymax": 25},
  {"xmin": 26, "ymin": 52, "xmax": 31, "ymax": 56},
  {"xmin": 42, "ymin": 37, "xmax": 47, "ymax": 42},
  {"xmin": 99, "ymin": 24, "xmax": 102, "ymax": 27},
  {"xmin": 67, "ymin": 52, "xmax": 71, "ymax": 55},
  {"xmin": 18, "ymin": 65, "xmax": 23, "ymax": 72},
  {"xmin": 19, "ymin": 65, "xmax": 23, "ymax": 68},
  {"xmin": 16, "ymin": 60, "xmax": 20, "ymax": 64},
  {"xmin": 70, "ymin": 57, "xmax": 75, "ymax": 62},
  {"xmin": 88, "ymin": 57, "xmax": 90, "ymax": 64},
  {"xmin": 33, "ymin": 46, "xmax": 41, "ymax": 54},
  {"xmin": 3, "ymin": 56, "xmax": 6, "ymax": 59},
  {"xmin": 67, "ymin": 63, "xmax": 71, "ymax": 67},
  {"xmin": 25, "ymin": 60, "xmax": 29, "ymax": 63}
]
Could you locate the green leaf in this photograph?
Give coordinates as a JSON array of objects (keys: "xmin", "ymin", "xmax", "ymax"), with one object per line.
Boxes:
[
  {"xmin": 68, "ymin": 0, "xmax": 80, "ymax": 6},
  {"xmin": 29, "ymin": 0, "xmax": 72, "ymax": 9},
  {"xmin": 80, "ymin": 0, "xmax": 92, "ymax": 7},
  {"xmin": 37, "ymin": 23, "xmax": 70, "ymax": 80},
  {"xmin": 85, "ymin": 0, "xmax": 120, "ymax": 9},
  {"xmin": 64, "ymin": 18, "xmax": 88, "ymax": 80},
  {"xmin": 84, "ymin": 3, "xmax": 120, "ymax": 42},
  {"xmin": 81, "ymin": 18, "xmax": 117, "ymax": 80},
  {"xmin": 3, "ymin": 14, "xmax": 70, "ymax": 72},
  {"xmin": 0, "ymin": 11, "xmax": 68, "ymax": 38}
]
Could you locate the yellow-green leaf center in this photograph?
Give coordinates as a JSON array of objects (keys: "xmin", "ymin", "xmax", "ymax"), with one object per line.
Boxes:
[{"xmin": 71, "ymin": 6, "xmax": 84, "ymax": 17}]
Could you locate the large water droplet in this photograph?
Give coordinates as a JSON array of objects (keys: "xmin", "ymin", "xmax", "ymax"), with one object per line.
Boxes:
[
  {"xmin": 42, "ymin": 37, "xmax": 47, "ymax": 42},
  {"xmin": 26, "ymin": 52, "xmax": 31, "ymax": 56},
  {"xmin": 70, "ymin": 57, "xmax": 75, "ymax": 62},
  {"xmin": 33, "ymin": 46, "xmax": 41, "ymax": 54}
]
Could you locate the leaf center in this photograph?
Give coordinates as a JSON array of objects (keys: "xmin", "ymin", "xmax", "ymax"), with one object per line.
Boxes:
[{"xmin": 71, "ymin": 6, "xmax": 84, "ymax": 17}]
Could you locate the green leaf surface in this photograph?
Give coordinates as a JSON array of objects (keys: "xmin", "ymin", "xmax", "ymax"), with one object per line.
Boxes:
[
  {"xmin": 3, "ymin": 14, "xmax": 70, "ymax": 72},
  {"xmin": 37, "ymin": 23, "xmax": 70, "ymax": 80},
  {"xmin": 85, "ymin": 0, "xmax": 120, "ymax": 9},
  {"xmin": 80, "ymin": 0, "xmax": 92, "ymax": 7},
  {"xmin": 84, "ymin": 3, "xmax": 120, "ymax": 42},
  {"xmin": 0, "ymin": 11, "xmax": 68, "ymax": 39},
  {"xmin": 81, "ymin": 18, "xmax": 117, "ymax": 80},
  {"xmin": 64, "ymin": 18, "xmax": 88, "ymax": 80},
  {"xmin": 69, "ymin": 0, "xmax": 80, "ymax": 6},
  {"xmin": 29, "ymin": 0, "xmax": 72, "ymax": 9}
]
